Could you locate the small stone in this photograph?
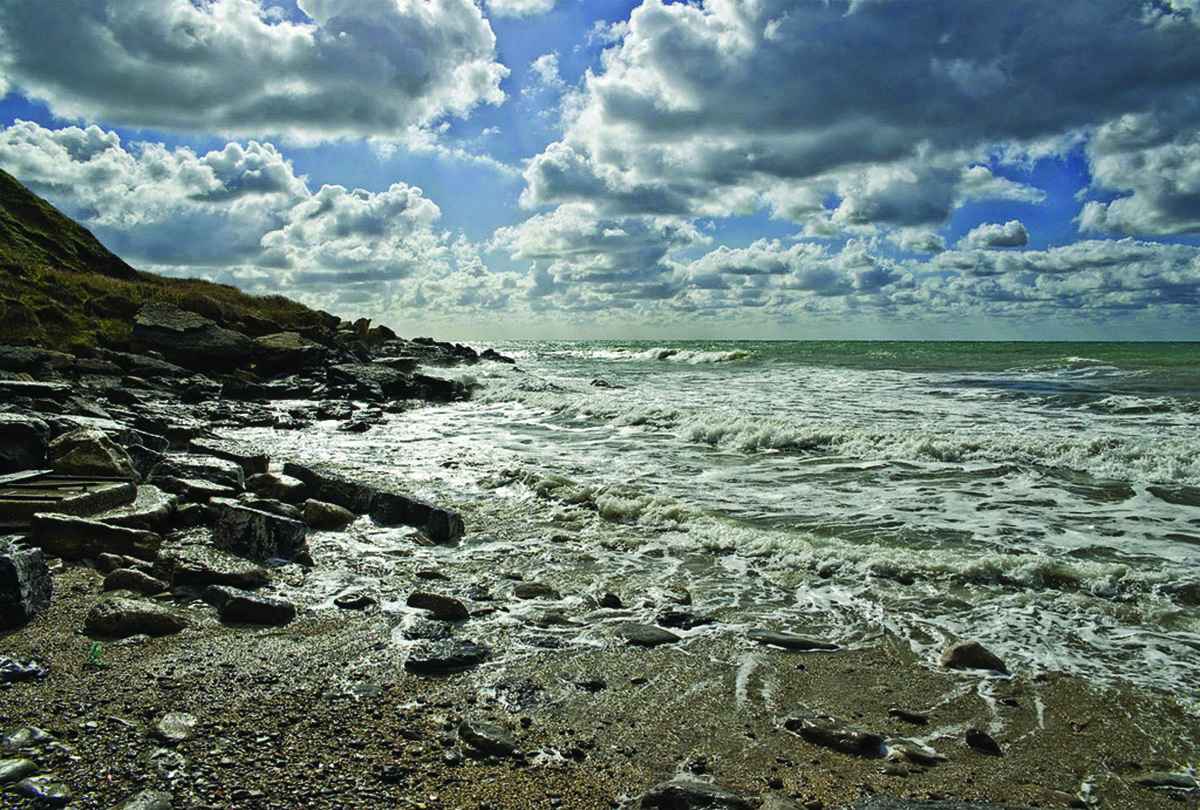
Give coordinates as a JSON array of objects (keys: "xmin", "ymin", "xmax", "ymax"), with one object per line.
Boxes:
[
  {"xmin": 940, "ymin": 640, "xmax": 1008, "ymax": 674},
  {"xmin": 748, "ymin": 629, "xmax": 837, "ymax": 651},
  {"xmin": 15, "ymin": 775, "xmax": 72, "ymax": 806},
  {"xmin": 886, "ymin": 708, "xmax": 929, "ymax": 725},
  {"xmin": 155, "ymin": 712, "xmax": 197, "ymax": 744},
  {"xmin": 203, "ymin": 585, "xmax": 296, "ymax": 626},
  {"xmin": 114, "ymin": 790, "xmax": 175, "ymax": 810},
  {"xmin": 85, "ymin": 596, "xmax": 188, "ymax": 638},
  {"xmin": 2, "ymin": 725, "xmax": 54, "ymax": 749},
  {"xmin": 334, "ymin": 592, "xmax": 377, "ymax": 610},
  {"xmin": 621, "ymin": 624, "xmax": 681, "ymax": 647},
  {"xmin": 104, "ymin": 568, "xmax": 169, "ymax": 595},
  {"xmin": 0, "ymin": 655, "xmax": 46, "ymax": 683},
  {"xmin": 407, "ymin": 591, "xmax": 470, "ymax": 621},
  {"xmin": 514, "ymin": 581, "xmax": 561, "ymax": 600},
  {"xmin": 404, "ymin": 639, "xmax": 492, "ymax": 675},
  {"xmin": 656, "ymin": 609, "xmax": 714, "ymax": 629},
  {"xmin": 783, "ymin": 708, "xmax": 886, "ymax": 758},
  {"xmin": 459, "ymin": 720, "xmax": 519, "ymax": 758},
  {"xmin": 302, "ymin": 499, "xmax": 357, "ymax": 530},
  {"xmin": 1135, "ymin": 772, "xmax": 1198, "ymax": 790},
  {"xmin": 598, "ymin": 592, "xmax": 623, "ymax": 609},
  {"xmin": 0, "ymin": 758, "xmax": 38, "ymax": 784},
  {"xmin": 965, "ymin": 727, "xmax": 1003, "ymax": 756},
  {"xmin": 886, "ymin": 738, "xmax": 948, "ymax": 766}
]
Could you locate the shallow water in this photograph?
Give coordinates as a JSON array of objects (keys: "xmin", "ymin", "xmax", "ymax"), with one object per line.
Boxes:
[{"xmin": 233, "ymin": 341, "xmax": 1200, "ymax": 709}]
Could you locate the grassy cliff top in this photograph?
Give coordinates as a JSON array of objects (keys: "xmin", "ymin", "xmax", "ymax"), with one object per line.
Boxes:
[{"xmin": 0, "ymin": 168, "xmax": 335, "ymax": 352}]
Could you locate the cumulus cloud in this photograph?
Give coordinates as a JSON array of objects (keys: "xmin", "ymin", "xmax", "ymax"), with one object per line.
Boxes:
[
  {"xmin": 0, "ymin": 0, "xmax": 507, "ymax": 141},
  {"xmin": 962, "ymin": 220, "xmax": 1030, "ymax": 249},
  {"xmin": 486, "ymin": 0, "xmax": 557, "ymax": 17}
]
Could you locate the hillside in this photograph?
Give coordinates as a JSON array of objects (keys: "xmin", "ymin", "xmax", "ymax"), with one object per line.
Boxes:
[{"xmin": 0, "ymin": 168, "xmax": 335, "ymax": 351}]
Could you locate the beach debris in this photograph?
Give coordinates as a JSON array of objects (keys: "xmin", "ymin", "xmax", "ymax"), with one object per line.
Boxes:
[{"xmin": 940, "ymin": 640, "xmax": 1008, "ymax": 674}]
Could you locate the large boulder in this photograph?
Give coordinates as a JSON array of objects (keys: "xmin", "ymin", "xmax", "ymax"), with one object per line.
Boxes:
[
  {"xmin": 48, "ymin": 427, "xmax": 138, "ymax": 480},
  {"xmin": 0, "ymin": 415, "xmax": 49, "ymax": 473},
  {"xmin": 31, "ymin": 513, "xmax": 161, "ymax": 561},
  {"xmin": 131, "ymin": 302, "xmax": 252, "ymax": 373},
  {"xmin": 0, "ymin": 537, "xmax": 51, "ymax": 630},
  {"xmin": 210, "ymin": 498, "xmax": 307, "ymax": 562},
  {"xmin": 327, "ymin": 363, "xmax": 410, "ymax": 398},
  {"xmin": 252, "ymin": 332, "xmax": 330, "ymax": 376},
  {"xmin": 85, "ymin": 596, "xmax": 188, "ymax": 637}
]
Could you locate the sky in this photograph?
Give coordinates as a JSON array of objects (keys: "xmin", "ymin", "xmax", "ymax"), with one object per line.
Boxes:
[{"xmin": 2, "ymin": 0, "xmax": 1200, "ymax": 340}]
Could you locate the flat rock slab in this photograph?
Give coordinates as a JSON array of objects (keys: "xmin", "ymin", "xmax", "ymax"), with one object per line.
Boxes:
[
  {"xmin": 31, "ymin": 513, "xmax": 161, "ymax": 561},
  {"xmin": 154, "ymin": 541, "xmax": 270, "ymax": 589},
  {"xmin": 210, "ymin": 498, "xmax": 306, "ymax": 562},
  {"xmin": 85, "ymin": 596, "xmax": 188, "ymax": 638},
  {"xmin": 621, "ymin": 624, "xmax": 681, "ymax": 647},
  {"xmin": 153, "ymin": 454, "xmax": 244, "ymax": 490},
  {"xmin": 404, "ymin": 639, "xmax": 492, "ymax": 675},
  {"xmin": 635, "ymin": 778, "xmax": 752, "ymax": 809},
  {"xmin": 748, "ymin": 629, "xmax": 838, "ymax": 651},
  {"xmin": 203, "ymin": 585, "xmax": 296, "ymax": 626},
  {"xmin": 96, "ymin": 485, "xmax": 176, "ymax": 531}
]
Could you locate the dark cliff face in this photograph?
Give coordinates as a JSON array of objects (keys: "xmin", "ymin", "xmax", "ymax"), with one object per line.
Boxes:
[{"xmin": 0, "ymin": 168, "xmax": 138, "ymax": 281}]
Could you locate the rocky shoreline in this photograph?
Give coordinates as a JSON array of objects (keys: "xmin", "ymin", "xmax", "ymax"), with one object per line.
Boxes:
[{"xmin": 2, "ymin": 306, "xmax": 1199, "ymax": 809}]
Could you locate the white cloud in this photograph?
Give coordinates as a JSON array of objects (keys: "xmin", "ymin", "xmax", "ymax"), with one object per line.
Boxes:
[
  {"xmin": 962, "ymin": 220, "xmax": 1030, "ymax": 249},
  {"xmin": 0, "ymin": 0, "xmax": 508, "ymax": 141},
  {"xmin": 485, "ymin": 0, "xmax": 556, "ymax": 17}
]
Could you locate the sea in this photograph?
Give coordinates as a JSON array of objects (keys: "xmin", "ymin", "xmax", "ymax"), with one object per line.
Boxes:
[{"xmin": 233, "ymin": 341, "xmax": 1200, "ymax": 709}]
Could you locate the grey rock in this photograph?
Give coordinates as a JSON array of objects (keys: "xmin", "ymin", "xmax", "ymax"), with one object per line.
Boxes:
[
  {"xmin": 154, "ymin": 476, "xmax": 237, "ymax": 503},
  {"xmin": 886, "ymin": 738, "xmax": 948, "ymax": 766},
  {"xmin": 1, "ymin": 725, "xmax": 54, "ymax": 749},
  {"xmin": 656, "ymin": 609, "xmax": 714, "ymax": 629},
  {"xmin": 85, "ymin": 596, "xmax": 189, "ymax": 638},
  {"xmin": 635, "ymin": 778, "xmax": 751, "ymax": 809},
  {"xmin": 252, "ymin": 332, "xmax": 330, "ymax": 375},
  {"xmin": 31, "ymin": 513, "xmax": 162, "ymax": 561},
  {"xmin": 0, "ymin": 414, "xmax": 49, "ymax": 473},
  {"xmin": 840, "ymin": 800, "xmax": 1035, "ymax": 809},
  {"xmin": 0, "ymin": 537, "xmax": 51, "ymax": 630},
  {"xmin": 131, "ymin": 301, "xmax": 252, "ymax": 372},
  {"xmin": 154, "ymin": 541, "xmax": 271, "ymax": 589},
  {"xmin": 328, "ymin": 363, "xmax": 411, "ymax": 397},
  {"xmin": 112, "ymin": 789, "xmax": 175, "ymax": 810},
  {"xmin": 0, "ymin": 346, "xmax": 69, "ymax": 374},
  {"xmin": 399, "ymin": 614, "xmax": 455, "ymax": 641},
  {"xmin": 14, "ymin": 774, "xmax": 72, "ymax": 806},
  {"xmin": 459, "ymin": 720, "xmax": 519, "ymax": 757},
  {"xmin": 407, "ymin": 591, "xmax": 470, "ymax": 621},
  {"xmin": 49, "ymin": 427, "xmax": 139, "ymax": 480},
  {"xmin": 246, "ymin": 473, "xmax": 307, "ymax": 503},
  {"xmin": 282, "ymin": 463, "xmax": 377, "ymax": 513},
  {"xmin": 103, "ymin": 568, "xmax": 169, "ymax": 595},
  {"xmin": 210, "ymin": 498, "xmax": 307, "ymax": 562},
  {"xmin": 302, "ymin": 499, "xmax": 357, "ymax": 530},
  {"xmin": 514, "ymin": 581, "xmax": 561, "ymax": 600},
  {"xmin": 0, "ymin": 655, "xmax": 47, "ymax": 682},
  {"xmin": 188, "ymin": 438, "xmax": 269, "ymax": 477},
  {"xmin": 371, "ymin": 490, "xmax": 465, "ymax": 544},
  {"xmin": 941, "ymin": 640, "xmax": 1008, "ymax": 674},
  {"xmin": 782, "ymin": 708, "xmax": 886, "ymax": 758},
  {"xmin": 334, "ymin": 592, "xmax": 376, "ymax": 610},
  {"xmin": 621, "ymin": 624, "xmax": 681, "ymax": 647},
  {"xmin": 96, "ymin": 485, "xmax": 177, "ymax": 531},
  {"xmin": 599, "ymin": 591, "xmax": 623, "ymax": 609},
  {"xmin": 0, "ymin": 757, "xmax": 38, "ymax": 784},
  {"xmin": 152, "ymin": 453, "xmax": 244, "ymax": 490},
  {"xmin": 1135, "ymin": 772, "xmax": 1199, "ymax": 790},
  {"xmin": 748, "ymin": 629, "xmax": 838, "ymax": 651},
  {"xmin": 237, "ymin": 496, "xmax": 302, "ymax": 521},
  {"xmin": 203, "ymin": 584, "xmax": 296, "ymax": 626},
  {"xmin": 404, "ymin": 639, "xmax": 492, "ymax": 674},
  {"xmin": 965, "ymin": 727, "xmax": 1003, "ymax": 756},
  {"xmin": 154, "ymin": 712, "xmax": 197, "ymax": 744}
]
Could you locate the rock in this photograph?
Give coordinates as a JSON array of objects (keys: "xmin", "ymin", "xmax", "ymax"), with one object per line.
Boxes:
[
  {"xmin": 656, "ymin": 610, "xmax": 714, "ymax": 629},
  {"xmin": 404, "ymin": 639, "xmax": 492, "ymax": 674},
  {"xmin": 0, "ymin": 537, "xmax": 51, "ymax": 630},
  {"xmin": 203, "ymin": 584, "xmax": 296, "ymax": 625},
  {"xmin": 334, "ymin": 592, "xmax": 376, "ymax": 610},
  {"xmin": 621, "ymin": 624, "xmax": 681, "ymax": 647},
  {"xmin": 886, "ymin": 738, "xmax": 948, "ymax": 766},
  {"xmin": 372, "ymin": 490, "xmax": 465, "ymax": 544},
  {"xmin": 96, "ymin": 485, "xmax": 177, "ymax": 531},
  {"xmin": 0, "ymin": 346, "xmax": 69, "ymax": 374},
  {"xmin": 252, "ymin": 332, "xmax": 330, "ymax": 375},
  {"xmin": 188, "ymin": 438, "xmax": 269, "ymax": 477},
  {"xmin": 152, "ymin": 454, "xmax": 244, "ymax": 490},
  {"xmin": 0, "ymin": 757, "xmax": 38, "ymax": 784},
  {"xmin": 14, "ymin": 774, "xmax": 72, "ymax": 806},
  {"xmin": 131, "ymin": 301, "xmax": 252, "ymax": 372},
  {"xmin": 154, "ymin": 477, "xmax": 238, "ymax": 503},
  {"xmin": 398, "ymin": 614, "xmax": 455, "ymax": 641},
  {"xmin": 748, "ymin": 629, "xmax": 838, "ymax": 651},
  {"xmin": 841, "ymin": 800, "xmax": 1035, "ymax": 809},
  {"xmin": 210, "ymin": 498, "xmax": 307, "ymax": 562},
  {"xmin": 514, "ymin": 581, "xmax": 561, "ymax": 600},
  {"xmin": 237, "ymin": 496, "xmax": 302, "ymax": 521},
  {"xmin": 154, "ymin": 712, "xmax": 197, "ymax": 744},
  {"xmin": 1, "ymin": 725, "xmax": 55, "ymax": 749},
  {"xmin": 0, "ymin": 414, "xmax": 49, "ymax": 473},
  {"xmin": 599, "ymin": 591, "xmax": 623, "ymax": 608},
  {"xmin": 48, "ymin": 427, "xmax": 138, "ymax": 480},
  {"xmin": 154, "ymin": 542, "xmax": 271, "ymax": 589},
  {"xmin": 85, "ymin": 596, "xmax": 189, "ymax": 638},
  {"xmin": 328, "ymin": 363, "xmax": 411, "ymax": 398},
  {"xmin": 103, "ymin": 568, "xmax": 169, "ymax": 595},
  {"xmin": 459, "ymin": 720, "xmax": 519, "ymax": 758},
  {"xmin": 887, "ymin": 708, "xmax": 929, "ymax": 725},
  {"xmin": 246, "ymin": 473, "xmax": 307, "ymax": 503},
  {"xmin": 113, "ymin": 789, "xmax": 175, "ymax": 810},
  {"xmin": 965, "ymin": 728, "xmax": 1003, "ymax": 756},
  {"xmin": 31, "ymin": 513, "xmax": 162, "ymax": 561},
  {"xmin": 0, "ymin": 655, "xmax": 47, "ymax": 682},
  {"xmin": 941, "ymin": 640, "xmax": 1008, "ymax": 674},
  {"xmin": 1135, "ymin": 772, "xmax": 1199, "ymax": 790},
  {"xmin": 0, "ymin": 380, "xmax": 72, "ymax": 401},
  {"xmin": 407, "ymin": 591, "xmax": 470, "ymax": 621},
  {"xmin": 282, "ymin": 463, "xmax": 378, "ymax": 513},
  {"xmin": 634, "ymin": 778, "xmax": 752, "ymax": 809},
  {"xmin": 303, "ymin": 499, "xmax": 357, "ymax": 530},
  {"xmin": 426, "ymin": 506, "xmax": 465, "ymax": 543},
  {"xmin": 782, "ymin": 708, "xmax": 886, "ymax": 758}
]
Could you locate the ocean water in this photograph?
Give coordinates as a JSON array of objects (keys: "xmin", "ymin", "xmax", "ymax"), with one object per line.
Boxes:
[{"xmin": 235, "ymin": 341, "xmax": 1200, "ymax": 706}]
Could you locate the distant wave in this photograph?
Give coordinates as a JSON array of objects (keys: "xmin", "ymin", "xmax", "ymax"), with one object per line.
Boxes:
[{"xmin": 635, "ymin": 347, "xmax": 760, "ymax": 364}]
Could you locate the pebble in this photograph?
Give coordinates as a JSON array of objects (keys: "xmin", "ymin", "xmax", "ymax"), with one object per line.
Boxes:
[
  {"xmin": 155, "ymin": 711, "xmax": 198, "ymax": 744},
  {"xmin": 620, "ymin": 624, "xmax": 681, "ymax": 647}
]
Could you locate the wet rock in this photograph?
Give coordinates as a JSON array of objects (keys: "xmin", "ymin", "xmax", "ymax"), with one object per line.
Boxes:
[
  {"xmin": 599, "ymin": 591, "xmax": 623, "ymax": 609},
  {"xmin": 887, "ymin": 708, "xmax": 929, "ymax": 725},
  {"xmin": 0, "ymin": 655, "xmax": 47, "ymax": 682},
  {"xmin": 407, "ymin": 591, "xmax": 470, "ymax": 621},
  {"xmin": 152, "ymin": 453, "xmax": 244, "ymax": 490},
  {"xmin": 404, "ymin": 639, "xmax": 492, "ymax": 674},
  {"xmin": 748, "ymin": 629, "xmax": 838, "ymax": 651},
  {"xmin": 246, "ymin": 473, "xmax": 307, "ymax": 503},
  {"xmin": 941, "ymin": 640, "xmax": 1008, "ymax": 674},
  {"xmin": 1, "ymin": 725, "xmax": 55, "ymax": 749},
  {"xmin": 85, "ymin": 596, "xmax": 189, "ymax": 638},
  {"xmin": 621, "ymin": 624, "xmax": 681, "ymax": 647},
  {"xmin": 1135, "ymin": 772, "xmax": 1199, "ymax": 790},
  {"xmin": 782, "ymin": 708, "xmax": 886, "ymax": 758},
  {"xmin": 210, "ymin": 498, "xmax": 307, "ymax": 562},
  {"xmin": 237, "ymin": 495, "xmax": 302, "ymax": 521},
  {"xmin": 131, "ymin": 301, "xmax": 252, "ymax": 372},
  {"xmin": 14, "ymin": 774, "xmax": 72, "ymax": 806},
  {"xmin": 656, "ymin": 609, "xmax": 714, "ymax": 629},
  {"xmin": 188, "ymin": 438, "xmax": 269, "ymax": 477},
  {"xmin": 372, "ymin": 490, "xmax": 465, "ymax": 544},
  {"xmin": 154, "ymin": 541, "xmax": 271, "ymax": 589},
  {"xmin": 841, "ymin": 800, "xmax": 1035, "ymax": 809},
  {"xmin": 965, "ymin": 728, "xmax": 1003, "ymax": 756},
  {"xmin": 0, "ymin": 414, "xmax": 49, "ymax": 473},
  {"xmin": 303, "ymin": 499, "xmax": 357, "ymax": 530},
  {"xmin": 96, "ymin": 485, "xmax": 177, "ymax": 531},
  {"xmin": 0, "ymin": 537, "xmax": 51, "ymax": 630},
  {"xmin": 113, "ymin": 789, "xmax": 175, "ymax": 810},
  {"xmin": 104, "ymin": 568, "xmax": 169, "ymax": 595},
  {"xmin": 634, "ymin": 777, "xmax": 752, "ymax": 809},
  {"xmin": 154, "ymin": 712, "xmax": 197, "ymax": 744},
  {"xmin": 459, "ymin": 720, "xmax": 519, "ymax": 758},
  {"xmin": 252, "ymin": 332, "xmax": 330, "ymax": 375},
  {"xmin": 0, "ymin": 346, "xmax": 69, "ymax": 374},
  {"xmin": 203, "ymin": 584, "xmax": 296, "ymax": 626},
  {"xmin": 0, "ymin": 757, "xmax": 38, "ymax": 783},
  {"xmin": 334, "ymin": 592, "xmax": 376, "ymax": 610},
  {"xmin": 49, "ymin": 426, "xmax": 138, "ymax": 480},
  {"xmin": 328, "ymin": 363, "xmax": 410, "ymax": 398},
  {"xmin": 514, "ymin": 581, "xmax": 561, "ymax": 600},
  {"xmin": 155, "ymin": 477, "xmax": 237, "ymax": 503},
  {"xmin": 398, "ymin": 614, "xmax": 455, "ymax": 641},
  {"xmin": 31, "ymin": 513, "xmax": 162, "ymax": 561},
  {"xmin": 282, "ymin": 463, "xmax": 377, "ymax": 513}
]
